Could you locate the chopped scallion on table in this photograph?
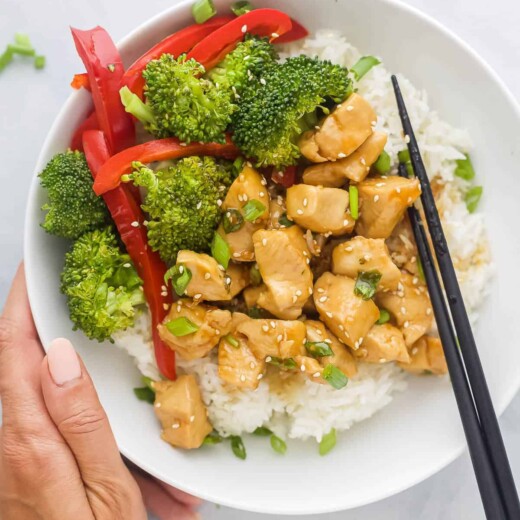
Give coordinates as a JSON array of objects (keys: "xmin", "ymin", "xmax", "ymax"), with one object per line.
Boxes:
[
  {"xmin": 351, "ymin": 55, "xmax": 381, "ymax": 81},
  {"xmin": 34, "ymin": 55, "xmax": 46, "ymax": 69},
  {"xmin": 192, "ymin": 0, "xmax": 217, "ymax": 23},
  {"xmin": 319, "ymin": 428, "xmax": 337, "ymax": 456},
  {"xmin": 166, "ymin": 317, "xmax": 199, "ymax": 336}
]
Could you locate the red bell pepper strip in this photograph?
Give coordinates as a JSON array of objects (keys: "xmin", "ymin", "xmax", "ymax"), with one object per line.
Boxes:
[
  {"xmin": 93, "ymin": 136, "xmax": 239, "ymax": 195},
  {"xmin": 122, "ymin": 16, "xmax": 233, "ymax": 99},
  {"xmin": 271, "ymin": 166, "xmax": 297, "ymax": 188},
  {"xmin": 71, "ymin": 72, "xmax": 91, "ymax": 91},
  {"xmin": 71, "ymin": 27, "xmax": 135, "ymax": 153},
  {"xmin": 187, "ymin": 9, "xmax": 292, "ymax": 71},
  {"xmin": 274, "ymin": 18, "xmax": 309, "ymax": 44},
  {"xmin": 70, "ymin": 111, "xmax": 99, "ymax": 151},
  {"xmin": 83, "ymin": 129, "xmax": 176, "ymax": 380}
]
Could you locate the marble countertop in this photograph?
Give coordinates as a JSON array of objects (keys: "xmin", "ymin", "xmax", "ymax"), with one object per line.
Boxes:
[{"xmin": 0, "ymin": 0, "xmax": 518, "ymax": 518}]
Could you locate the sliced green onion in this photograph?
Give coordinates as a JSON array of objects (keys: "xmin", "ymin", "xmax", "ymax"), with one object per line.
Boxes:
[
  {"xmin": 232, "ymin": 156, "xmax": 245, "ymax": 175},
  {"xmin": 351, "ymin": 56, "xmax": 381, "ymax": 81},
  {"xmin": 319, "ymin": 428, "xmax": 337, "ymax": 456},
  {"xmin": 270, "ymin": 434, "xmax": 287, "ymax": 455},
  {"xmin": 349, "ymin": 185, "xmax": 359, "ymax": 220},
  {"xmin": 242, "ymin": 199, "xmax": 266, "ymax": 222},
  {"xmin": 465, "ymin": 186, "xmax": 483, "ymax": 213},
  {"xmin": 376, "ymin": 308, "xmax": 390, "ymax": 325},
  {"xmin": 231, "ymin": 0, "xmax": 253, "ymax": 16},
  {"xmin": 14, "ymin": 33, "xmax": 32, "ymax": 48},
  {"xmin": 222, "ymin": 208, "xmax": 244, "ymax": 233},
  {"xmin": 192, "ymin": 0, "xmax": 217, "ymax": 23},
  {"xmin": 166, "ymin": 317, "xmax": 199, "ymax": 336},
  {"xmin": 133, "ymin": 386, "xmax": 155, "ymax": 404},
  {"xmin": 164, "ymin": 264, "xmax": 192, "ymax": 296},
  {"xmin": 278, "ymin": 212, "xmax": 294, "ymax": 228},
  {"xmin": 120, "ymin": 86, "xmax": 157, "ymax": 125},
  {"xmin": 398, "ymin": 149, "xmax": 410, "ymax": 163},
  {"xmin": 268, "ymin": 357, "xmax": 297, "ymax": 370},
  {"xmin": 230, "ymin": 435, "xmax": 246, "ymax": 460},
  {"xmin": 305, "ymin": 341, "xmax": 334, "ymax": 358},
  {"xmin": 224, "ymin": 334, "xmax": 240, "ymax": 348},
  {"xmin": 34, "ymin": 55, "xmax": 45, "ymax": 69},
  {"xmin": 142, "ymin": 376, "xmax": 156, "ymax": 392},
  {"xmin": 322, "ymin": 364, "xmax": 348, "ymax": 390},
  {"xmin": 7, "ymin": 43, "xmax": 35, "ymax": 56},
  {"xmin": 247, "ymin": 306, "xmax": 264, "ymax": 318},
  {"xmin": 417, "ymin": 257, "xmax": 425, "ymax": 283},
  {"xmin": 211, "ymin": 232, "xmax": 231, "ymax": 268},
  {"xmin": 203, "ymin": 431, "xmax": 224, "ymax": 445},
  {"xmin": 253, "ymin": 426, "xmax": 272, "ymax": 436},
  {"xmin": 354, "ymin": 270, "xmax": 382, "ymax": 300},
  {"xmin": 249, "ymin": 264, "xmax": 262, "ymax": 285},
  {"xmin": 0, "ymin": 49, "xmax": 14, "ymax": 72},
  {"xmin": 454, "ymin": 153, "xmax": 475, "ymax": 181},
  {"xmin": 373, "ymin": 150, "xmax": 391, "ymax": 174}
]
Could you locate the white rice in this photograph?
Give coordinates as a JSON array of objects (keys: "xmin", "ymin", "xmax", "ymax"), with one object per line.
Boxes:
[{"xmin": 114, "ymin": 30, "xmax": 493, "ymax": 442}]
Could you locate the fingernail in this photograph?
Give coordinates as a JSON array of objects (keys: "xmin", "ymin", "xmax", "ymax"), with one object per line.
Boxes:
[{"xmin": 47, "ymin": 338, "xmax": 82, "ymax": 386}]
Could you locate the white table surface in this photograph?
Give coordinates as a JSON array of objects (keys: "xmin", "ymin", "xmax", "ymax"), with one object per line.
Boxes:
[{"xmin": 0, "ymin": 0, "xmax": 518, "ymax": 518}]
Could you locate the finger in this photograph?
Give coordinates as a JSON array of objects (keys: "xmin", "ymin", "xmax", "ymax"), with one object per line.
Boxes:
[
  {"xmin": 158, "ymin": 482, "xmax": 203, "ymax": 508},
  {"xmin": 131, "ymin": 470, "xmax": 201, "ymax": 520}
]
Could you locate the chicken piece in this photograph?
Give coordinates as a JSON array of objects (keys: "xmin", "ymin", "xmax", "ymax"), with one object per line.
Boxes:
[
  {"xmin": 302, "ymin": 131, "xmax": 388, "ymax": 187},
  {"xmin": 332, "ymin": 236, "xmax": 401, "ymax": 291},
  {"xmin": 385, "ymin": 215, "xmax": 419, "ymax": 274},
  {"xmin": 176, "ymin": 250, "xmax": 249, "ymax": 301},
  {"xmin": 313, "ymin": 272, "xmax": 379, "ymax": 350},
  {"xmin": 235, "ymin": 318, "xmax": 306, "ymax": 360},
  {"xmin": 286, "ymin": 185, "xmax": 355, "ymax": 235},
  {"xmin": 154, "ymin": 375, "xmax": 212, "ymax": 450},
  {"xmin": 268, "ymin": 195, "xmax": 288, "ymax": 230},
  {"xmin": 158, "ymin": 299, "xmax": 232, "ymax": 360},
  {"xmin": 243, "ymin": 284, "xmax": 266, "ymax": 308},
  {"xmin": 253, "ymin": 227, "xmax": 313, "ymax": 319},
  {"xmin": 376, "ymin": 271, "xmax": 433, "ymax": 346},
  {"xmin": 293, "ymin": 355, "xmax": 327, "ymax": 384},
  {"xmin": 305, "ymin": 320, "xmax": 357, "ymax": 377},
  {"xmin": 217, "ymin": 165, "xmax": 270, "ymax": 262},
  {"xmin": 356, "ymin": 176, "xmax": 421, "ymax": 239},
  {"xmin": 398, "ymin": 336, "xmax": 448, "ymax": 375},
  {"xmin": 299, "ymin": 93, "xmax": 377, "ymax": 162},
  {"xmin": 355, "ymin": 323, "xmax": 410, "ymax": 363},
  {"xmin": 218, "ymin": 332, "xmax": 266, "ymax": 390}
]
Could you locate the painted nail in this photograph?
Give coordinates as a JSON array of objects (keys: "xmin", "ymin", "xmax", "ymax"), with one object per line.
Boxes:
[{"xmin": 47, "ymin": 338, "xmax": 82, "ymax": 386}]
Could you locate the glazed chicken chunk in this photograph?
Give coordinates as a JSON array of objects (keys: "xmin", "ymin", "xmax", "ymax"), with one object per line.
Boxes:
[
  {"xmin": 252, "ymin": 227, "xmax": 313, "ymax": 319},
  {"xmin": 268, "ymin": 195, "xmax": 288, "ymax": 230},
  {"xmin": 332, "ymin": 236, "xmax": 401, "ymax": 291},
  {"xmin": 313, "ymin": 272, "xmax": 380, "ymax": 350},
  {"xmin": 376, "ymin": 271, "xmax": 433, "ymax": 346},
  {"xmin": 303, "ymin": 131, "xmax": 388, "ymax": 187},
  {"xmin": 217, "ymin": 164, "xmax": 270, "ymax": 262},
  {"xmin": 153, "ymin": 375, "xmax": 212, "ymax": 450},
  {"xmin": 286, "ymin": 185, "xmax": 355, "ymax": 235},
  {"xmin": 355, "ymin": 323, "xmax": 410, "ymax": 363},
  {"xmin": 356, "ymin": 176, "xmax": 421, "ymax": 239},
  {"xmin": 299, "ymin": 93, "xmax": 377, "ymax": 162},
  {"xmin": 398, "ymin": 336, "xmax": 448, "ymax": 375},
  {"xmin": 158, "ymin": 299, "xmax": 232, "ymax": 360},
  {"xmin": 293, "ymin": 355, "xmax": 327, "ymax": 384},
  {"xmin": 176, "ymin": 250, "xmax": 249, "ymax": 301}
]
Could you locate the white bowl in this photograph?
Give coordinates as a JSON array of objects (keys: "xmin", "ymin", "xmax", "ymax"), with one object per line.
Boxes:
[{"xmin": 24, "ymin": 0, "xmax": 520, "ymax": 514}]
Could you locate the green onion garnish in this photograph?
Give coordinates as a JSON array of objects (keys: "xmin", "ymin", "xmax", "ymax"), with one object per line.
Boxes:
[
  {"xmin": 417, "ymin": 257, "xmax": 425, "ymax": 283},
  {"xmin": 166, "ymin": 317, "xmax": 199, "ymax": 336},
  {"xmin": 376, "ymin": 308, "xmax": 390, "ymax": 325},
  {"xmin": 351, "ymin": 56, "xmax": 381, "ymax": 81},
  {"xmin": 230, "ymin": 435, "xmax": 247, "ymax": 460},
  {"xmin": 232, "ymin": 156, "xmax": 245, "ymax": 175},
  {"xmin": 278, "ymin": 212, "xmax": 294, "ymax": 228},
  {"xmin": 354, "ymin": 270, "xmax": 382, "ymax": 300},
  {"xmin": 231, "ymin": 0, "xmax": 253, "ymax": 16},
  {"xmin": 7, "ymin": 43, "xmax": 35, "ymax": 56},
  {"xmin": 211, "ymin": 232, "xmax": 231, "ymax": 268},
  {"xmin": 203, "ymin": 431, "xmax": 224, "ymax": 445},
  {"xmin": 243, "ymin": 199, "xmax": 266, "ymax": 222},
  {"xmin": 164, "ymin": 264, "xmax": 192, "ymax": 296},
  {"xmin": 249, "ymin": 264, "xmax": 262, "ymax": 285},
  {"xmin": 14, "ymin": 33, "xmax": 32, "ymax": 47},
  {"xmin": 224, "ymin": 334, "xmax": 240, "ymax": 348},
  {"xmin": 270, "ymin": 434, "xmax": 287, "ymax": 455},
  {"xmin": 222, "ymin": 208, "xmax": 244, "ymax": 233},
  {"xmin": 142, "ymin": 376, "xmax": 156, "ymax": 392},
  {"xmin": 34, "ymin": 55, "xmax": 45, "ymax": 69},
  {"xmin": 192, "ymin": 0, "xmax": 217, "ymax": 23},
  {"xmin": 305, "ymin": 341, "xmax": 334, "ymax": 358},
  {"xmin": 133, "ymin": 386, "xmax": 155, "ymax": 404},
  {"xmin": 319, "ymin": 428, "xmax": 337, "ymax": 456},
  {"xmin": 322, "ymin": 365, "xmax": 348, "ymax": 390},
  {"xmin": 373, "ymin": 150, "xmax": 391, "ymax": 174},
  {"xmin": 0, "ymin": 49, "xmax": 14, "ymax": 72},
  {"xmin": 398, "ymin": 149, "xmax": 414, "ymax": 177},
  {"xmin": 253, "ymin": 426, "xmax": 272, "ymax": 436},
  {"xmin": 454, "ymin": 153, "xmax": 475, "ymax": 181},
  {"xmin": 247, "ymin": 306, "xmax": 264, "ymax": 318},
  {"xmin": 268, "ymin": 357, "xmax": 297, "ymax": 370},
  {"xmin": 120, "ymin": 86, "xmax": 157, "ymax": 125},
  {"xmin": 349, "ymin": 185, "xmax": 359, "ymax": 220},
  {"xmin": 465, "ymin": 186, "xmax": 483, "ymax": 213}
]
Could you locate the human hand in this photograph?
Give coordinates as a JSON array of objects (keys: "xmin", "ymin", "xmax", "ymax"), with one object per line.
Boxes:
[{"xmin": 0, "ymin": 265, "xmax": 201, "ymax": 520}]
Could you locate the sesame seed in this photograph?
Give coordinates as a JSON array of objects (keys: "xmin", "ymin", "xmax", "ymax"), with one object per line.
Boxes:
[
  {"xmin": 176, "ymin": 305, "xmax": 181, "ymax": 312},
  {"xmin": 360, "ymin": 157, "xmax": 366, "ymax": 165},
  {"xmin": 317, "ymin": 287, "xmax": 325, "ymax": 293},
  {"xmin": 155, "ymin": 402, "xmax": 161, "ymax": 408},
  {"xmin": 270, "ymin": 321, "xmax": 276, "ymax": 329},
  {"xmin": 277, "ymin": 334, "xmax": 283, "ymax": 342},
  {"xmin": 300, "ymin": 364, "xmax": 306, "ymax": 372},
  {"xmin": 319, "ymin": 296, "xmax": 328, "ymax": 303},
  {"xmin": 376, "ymin": 182, "xmax": 385, "ymax": 187},
  {"xmin": 215, "ymin": 329, "xmax": 220, "ymax": 335},
  {"xmin": 412, "ymin": 277, "xmax": 419, "ymax": 285},
  {"xmin": 262, "ymin": 238, "xmax": 267, "ymax": 246},
  {"xmin": 407, "ymin": 197, "xmax": 413, "ymax": 204},
  {"xmin": 250, "ymin": 362, "xmax": 256, "ymax": 369},
  {"xmin": 262, "ymin": 324, "xmax": 269, "ymax": 332},
  {"xmin": 346, "ymin": 246, "xmax": 353, "ymax": 252},
  {"xmin": 303, "ymin": 198, "xmax": 308, "ymax": 207},
  {"xmin": 131, "ymin": 221, "xmax": 139, "ymax": 227},
  {"xmin": 240, "ymin": 375, "xmax": 246, "ymax": 382},
  {"xmin": 313, "ymin": 372, "xmax": 321, "ymax": 378},
  {"xmin": 339, "ymin": 324, "xmax": 345, "ymax": 331},
  {"xmin": 194, "ymin": 293, "xmax": 202, "ymax": 300},
  {"xmin": 354, "ymin": 340, "xmax": 359, "ymax": 349},
  {"xmin": 297, "ymin": 209, "xmax": 304, "ymax": 215},
  {"xmin": 315, "ymin": 125, "xmax": 320, "ymax": 130},
  {"xmin": 241, "ymin": 24, "xmax": 247, "ymax": 33},
  {"xmin": 337, "ymin": 152, "xmax": 347, "ymax": 158},
  {"xmin": 266, "ymin": 356, "xmax": 272, "ymax": 362},
  {"xmin": 242, "ymin": 194, "xmax": 249, "ymax": 202},
  {"xmin": 396, "ymin": 187, "xmax": 401, "ymax": 194},
  {"xmin": 343, "ymin": 219, "xmax": 349, "ymax": 226},
  {"xmin": 232, "ymin": 252, "xmax": 241, "ymax": 258},
  {"xmin": 401, "ymin": 306, "xmax": 407, "ymax": 314},
  {"xmin": 296, "ymin": 289, "xmax": 302, "ymax": 296},
  {"xmin": 217, "ymin": 199, "xmax": 222, "ymax": 206},
  {"xmin": 179, "ymin": 142, "xmax": 187, "ymax": 147},
  {"xmin": 404, "ymin": 321, "xmax": 410, "ymax": 328},
  {"xmin": 163, "ymin": 303, "xmax": 169, "ymax": 310},
  {"xmin": 324, "ymin": 338, "xmax": 332, "ymax": 344},
  {"xmin": 271, "ymin": 32, "xmax": 280, "ymax": 38},
  {"xmin": 196, "ymin": 201, "xmax": 202, "ymax": 209},
  {"xmin": 325, "ymin": 311, "xmax": 333, "ymax": 318},
  {"xmin": 404, "ymin": 134, "xmax": 410, "ymax": 143},
  {"xmin": 259, "ymin": 191, "xmax": 265, "ymax": 197},
  {"xmin": 161, "ymin": 291, "xmax": 168, "ymax": 297},
  {"xmin": 204, "ymin": 272, "xmax": 211, "ymax": 280},
  {"xmin": 379, "ymin": 358, "xmax": 387, "ymax": 363},
  {"xmin": 172, "ymin": 423, "xmax": 180, "ymax": 429},
  {"xmin": 412, "ymin": 347, "xmax": 419, "ymax": 355},
  {"xmin": 426, "ymin": 308, "xmax": 432, "ymax": 316},
  {"xmin": 190, "ymin": 415, "xmax": 195, "ymax": 423},
  {"xmin": 316, "ymin": 329, "xmax": 323, "ymax": 336},
  {"xmin": 306, "ymin": 258, "xmax": 310, "ymax": 264},
  {"xmin": 346, "ymin": 105, "xmax": 354, "ymax": 112},
  {"xmin": 374, "ymin": 195, "xmax": 380, "ymax": 202},
  {"xmin": 308, "ymin": 287, "xmax": 313, "ymax": 295},
  {"xmin": 260, "ymin": 78, "xmax": 266, "ymax": 85},
  {"xmin": 257, "ymin": 373, "xmax": 264, "ymax": 380},
  {"xmin": 292, "ymin": 295, "xmax": 298, "ymax": 303},
  {"xmin": 225, "ymin": 277, "xmax": 231, "ymax": 285}
]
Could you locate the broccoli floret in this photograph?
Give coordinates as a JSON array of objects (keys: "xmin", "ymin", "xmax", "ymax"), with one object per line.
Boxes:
[
  {"xmin": 127, "ymin": 156, "xmax": 234, "ymax": 265},
  {"xmin": 39, "ymin": 150, "xmax": 108, "ymax": 239},
  {"xmin": 142, "ymin": 54, "xmax": 236, "ymax": 143},
  {"xmin": 232, "ymin": 55, "xmax": 352, "ymax": 169},
  {"xmin": 61, "ymin": 227, "xmax": 145, "ymax": 343},
  {"xmin": 206, "ymin": 36, "xmax": 278, "ymax": 94}
]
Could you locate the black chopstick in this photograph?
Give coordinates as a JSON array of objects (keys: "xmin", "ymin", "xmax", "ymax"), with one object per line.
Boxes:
[{"xmin": 393, "ymin": 75, "xmax": 520, "ymax": 520}]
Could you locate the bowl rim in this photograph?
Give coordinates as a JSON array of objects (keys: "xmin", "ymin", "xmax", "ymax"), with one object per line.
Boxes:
[{"xmin": 23, "ymin": 0, "xmax": 520, "ymax": 514}]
